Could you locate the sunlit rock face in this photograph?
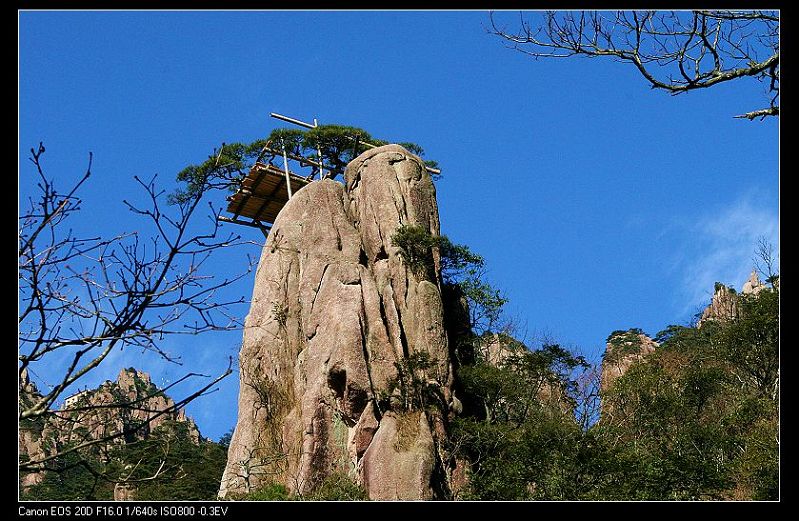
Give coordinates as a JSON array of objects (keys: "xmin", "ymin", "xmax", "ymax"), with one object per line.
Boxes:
[{"xmin": 219, "ymin": 145, "xmax": 453, "ymax": 500}]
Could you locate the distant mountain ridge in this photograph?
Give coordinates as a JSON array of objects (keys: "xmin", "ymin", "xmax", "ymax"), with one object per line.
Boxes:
[
  {"xmin": 19, "ymin": 367, "xmax": 201, "ymax": 491},
  {"xmin": 600, "ymin": 270, "xmax": 775, "ymax": 402}
]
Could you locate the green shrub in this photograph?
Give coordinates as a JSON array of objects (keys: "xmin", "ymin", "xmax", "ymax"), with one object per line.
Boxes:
[
  {"xmin": 305, "ymin": 473, "xmax": 368, "ymax": 501},
  {"xmin": 241, "ymin": 482, "xmax": 291, "ymax": 501},
  {"xmin": 391, "ymin": 224, "xmax": 440, "ymax": 278}
]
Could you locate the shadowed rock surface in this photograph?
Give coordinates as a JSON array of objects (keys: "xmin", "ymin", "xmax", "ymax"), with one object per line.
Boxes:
[{"xmin": 219, "ymin": 145, "xmax": 453, "ymax": 500}]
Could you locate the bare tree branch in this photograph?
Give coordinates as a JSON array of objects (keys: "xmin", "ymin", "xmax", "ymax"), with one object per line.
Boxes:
[
  {"xmin": 488, "ymin": 10, "xmax": 779, "ymax": 120},
  {"xmin": 19, "ymin": 141, "xmax": 257, "ymax": 486},
  {"xmin": 20, "ymin": 357, "xmax": 233, "ymax": 472},
  {"xmin": 735, "ymin": 106, "xmax": 779, "ymax": 120}
]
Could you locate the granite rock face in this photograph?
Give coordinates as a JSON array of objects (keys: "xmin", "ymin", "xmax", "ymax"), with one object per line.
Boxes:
[
  {"xmin": 19, "ymin": 369, "xmax": 51, "ymax": 489},
  {"xmin": 741, "ymin": 270, "xmax": 766, "ymax": 296},
  {"xmin": 19, "ymin": 368, "xmax": 201, "ymax": 493},
  {"xmin": 61, "ymin": 369, "xmax": 201, "ymax": 446},
  {"xmin": 219, "ymin": 145, "xmax": 453, "ymax": 500},
  {"xmin": 698, "ymin": 271, "xmax": 767, "ymax": 326},
  {"xmin": 600, "ymin": 331, "xmax": 659, "ymax": 396}
]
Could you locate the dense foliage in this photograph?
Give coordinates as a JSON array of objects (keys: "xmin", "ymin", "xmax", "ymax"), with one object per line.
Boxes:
[
  {"xmin": 450, "ymin": 338, "xmax": 600, "ymax": 500},
  {"xmin": 598, "ymin": 288, "xmax": 779, "ymax": 500},
  {"xmin": 450, "ymin": 283, "xmax": 779, "ymax": 500},
  {"xmin": 389, "ymin": 222, "xmax": 780, "ymax": 500}
]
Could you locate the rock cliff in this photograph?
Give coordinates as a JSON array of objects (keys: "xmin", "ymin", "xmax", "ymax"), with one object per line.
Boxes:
[
  {"xmin": 19, "ymin": 368, "xmax": 200, "ymax": 491},
  {"xmin": 219, "ymin": 145, "xmax": 453, "ymax": 500},
  {"xmin": 19, "ymin": 369, "xmax": 52, "ymax": 489},
  {"xmin": 600, "ymin": 330, "xmax": 659, "ymax": 395},
  {"xmin": 698, "ymin": 270, "xmax": 766, "ymax": 326},
  {"xmin": 56, "ymin": 368, "xmax": 201, "ymax": 446}
]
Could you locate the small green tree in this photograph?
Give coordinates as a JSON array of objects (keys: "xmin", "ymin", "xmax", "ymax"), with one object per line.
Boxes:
[
  {"xmin": 218, "ymin": 428, "xmax": 234, "ymax": 450},
  {"xmin": 272, "ymin": 124, "xmax": 439, "ymax": 173},
  {"xmin": 391, "ymin": 224, "xmax": 441, "ymax": 279},
  {"xmin": 240, "ymin": 482, "xmax": 291, "ymax": 501},
  {"xmin": 240, "ymin": 473, "xmax": 367, "ymax": 501},
  {"xmin": 304, "ymin": 472, "xmax": 369, "ymax": 501},
  {"xmin": 171, "ymin": 140, "xmax": 267, "ymax": 204},
  {"xmin": 391, "ymin": 225, "xmax": 508, "ymax": 335},
  {"xmin": 172, "ymin": 125, "xmax": 440, "ymax": 204},
  {"xmin": 383, "ymin": 351, "xmax": 443, "ymax": 412}
]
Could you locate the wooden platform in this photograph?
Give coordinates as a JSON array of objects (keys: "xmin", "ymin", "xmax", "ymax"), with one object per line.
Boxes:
[{"xmin": 226, "ymin": 162, "xmax": 310, "ymax": 224}]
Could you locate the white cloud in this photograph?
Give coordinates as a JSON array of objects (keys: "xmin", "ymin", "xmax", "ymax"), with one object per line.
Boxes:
[{"xmin": 667, "ymin": 193, "xmax": 778, "ymax": 315}]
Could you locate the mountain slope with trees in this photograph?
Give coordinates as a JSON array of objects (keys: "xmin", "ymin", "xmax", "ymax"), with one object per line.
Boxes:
[{"xmin": 19, "ymin": 369, "xmax": 228, "ymax": 501}]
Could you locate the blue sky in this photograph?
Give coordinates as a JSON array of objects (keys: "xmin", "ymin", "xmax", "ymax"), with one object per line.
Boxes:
[{"xmin": 19, "ymin": 11, "xmax": 779, "ymax": 441}]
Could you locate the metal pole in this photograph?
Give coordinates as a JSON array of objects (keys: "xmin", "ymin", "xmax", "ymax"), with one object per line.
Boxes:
[
  {"xmin": 213, "ymin": 142, "xmax": 226, "ymax": 167},
  {"xmin": 263, "ymin": 146, "xmax": 339, "ymax": 175},
  {"xmin": 281, "ymin": 142, "xmax": 293, "ymax": 200},
  {"xmin": 270, "ymin": 112, "xmax": 316, "ymax": 130},
  {"xmin": 271, "ymin": 111, "xmax": 441, "ymax": 176},
  {"xmin": 218, "ymin": 215, "xmax": 272, "ymax": 234},
  {"xmin": 314, "ymin": 118, "xmax": 323, "ymax": 180}
]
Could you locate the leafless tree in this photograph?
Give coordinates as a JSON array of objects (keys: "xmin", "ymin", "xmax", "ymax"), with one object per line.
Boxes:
[
  {"xmin": 573, "ymin": 365, "xmax": 602, "ymax": 430},
  {"xmin": 19, "ymin": 142, "xmax": 256, "ymax": 481},
  {"xmin": 489, "ymin": 10, "xmax": 779, "ymax": 120},
  {"xmin": 754, "ymin": 236, "xmax": 779, "ymax": 288}
]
